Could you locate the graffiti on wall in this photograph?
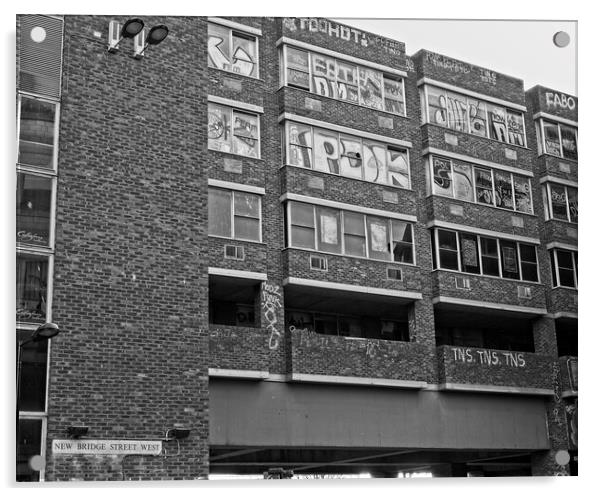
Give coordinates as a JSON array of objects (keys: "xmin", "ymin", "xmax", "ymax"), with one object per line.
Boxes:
[
  {"xmin": 451, "ymin": 347, "xmax": 526, "ymax": 367},
  {"xmin": 262, "ymin": 282, "xmax": 282, "ymax": 350},
  {"xmin": 208, "ymin": 24, "xmax": 257, "ymax": 77},
  {"xmin": 425, "ymin": 52, "xmax": 498, "ymax": 85},
  {"xmin": 283, "ymin": 18, "xmax": 402, "ymax": 57},
  {"xmin": 545, "ymin": 92, "xmax": 576, "ymax": 111},
  {"xmin": 291, "ymin": 326, "xmax": 378, "ymax": 358}
]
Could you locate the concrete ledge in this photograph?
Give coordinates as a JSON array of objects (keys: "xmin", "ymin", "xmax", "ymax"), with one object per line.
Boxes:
[
  {"xmin": 288, "ymin": 373, "xmax": 427, "ymax": 389},
  {"xmin": 209, "ymin": 368, "xmax": 269, "ymax": 380},
  {"xmin": 439, "ymin": 382, "xmax": 554, "ymax": 396},
  {"xmin": 561, "ymin": 390, "xmax": 578, "ymax": 399},
  {"xmin": 284, "ymin": 277, "xmax": 422, "ymax": 300},
  {"xmin": 433, "ymin": 295, "xmax": 547, "ymax": 316}
]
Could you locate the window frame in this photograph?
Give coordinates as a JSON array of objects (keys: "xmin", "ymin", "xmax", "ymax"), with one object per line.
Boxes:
[
  {"xmin": 538, "ymin": 118, "xmax": 578, "ymax": 161},
  {"xmin": 207, "ymin": 22, "xmax": 260, "ymax": 79},
  {"xmin": 544, "ymin": 182, "xmax": 578, "ymax": 223},
  {"xmin": 284, "ymin": 121, "xmax": 411, "ymax": 189},
  {"xmin": 281, "ymin": 45, "xmax": 406, "ymax": 117},
  {"xmin": 208, "ymin": 187, "xmax": 263, "ymax": 242},
  {"xmin": 286, "ymin": 201, "xmax": 415, "ymax": 265},
  {"xmin": 423, "ymin": 85, "xmax": 527, "ymax": 148},
  {"xmin": 429, "ymin": 155, "xmax": 533, "ymax": 214},
  {"xmin": 208, "ymin": 102, "xmax": 262, "ymax": 159},
  {"xmin": 17, "ymin": 93, "xmax": 60, "ymax": 173},
  {"xmin": 550, "ymin": 248, "xmax": 578, "ymax": 289},
  {"xmin": 432, "ymin": 228, "xmax": 539, "ymax": 283}
]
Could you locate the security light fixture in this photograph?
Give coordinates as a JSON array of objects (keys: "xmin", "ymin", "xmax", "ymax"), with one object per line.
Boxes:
[
  {"xmin": 108, "ymin": 18, "xmax": 145, "ymax": 52},
  {"xmin": 165, "ymin": 427, "xmax": 190, "ymax": 440},
  {"xmin": 67, "ymin": 425, "xmax": 89, "ymax": 438},
  {"xmin": 133, "ymin": 25, "xmax": 169, "ymax": 59}
]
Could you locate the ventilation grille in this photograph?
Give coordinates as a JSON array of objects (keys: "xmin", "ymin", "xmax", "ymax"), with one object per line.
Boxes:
[
  {"xmin": 517, "ymin": 286, "xmax": 532, "ymax": 299},
  {"xmin": 386, "ymin": 267, "xmax": 402, "ymax": 280},
  {"xmin": 18, "ymin": 15, "xmax": 64, "ymax": 98},
  {"xmin": 224, "ymin": 245, "xmax": 244, "ymax": 260},
  {"xmin": 455, "ymin": 276, "xmax": 471, "ymax": 290},
  {"xmin": 310, "ymin": 255, "xmax": 327, "ymax": 271}
]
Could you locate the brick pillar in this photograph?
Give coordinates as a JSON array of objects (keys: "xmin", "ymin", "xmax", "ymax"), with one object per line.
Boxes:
[
  {"xmin": 530, "ymin": 316, "xmax": 570, "ymax": 476},
  {"xmin": 408, "ymin": 298, "xmax": 437, "ymax": 383},
  {"xmin": 259, "ymin": 281, "xmax": 286, "ymax": 373}
]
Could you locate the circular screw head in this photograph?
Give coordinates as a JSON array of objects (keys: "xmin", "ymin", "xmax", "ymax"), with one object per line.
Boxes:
[{"xmin": 553, "ymin": 31, "xmax": 570, "ymax": 48}]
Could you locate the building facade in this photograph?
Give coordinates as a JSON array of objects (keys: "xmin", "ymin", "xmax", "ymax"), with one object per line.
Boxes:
[{"xmin": 16, "ymin": 15, "xmax": 577, "ymax": 481}]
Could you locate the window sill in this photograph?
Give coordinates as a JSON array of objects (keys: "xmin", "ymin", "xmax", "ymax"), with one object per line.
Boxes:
[
  {"xmin": 551, "ymin": 285, "xmax": 578, "ymax": 291},
  {"xmin": 208, "ymin": 66, "xmax": 264, "ymax": 83},
  {"xmin": 420, "ymin": 122, "xmax": 530, "ymax": 151},
  {"xmin": 425, "ymin": 194, "xmax": 537, "ymax": 217},
  {"xmin": 431, "ymin": 268, "xmax": 543, "ymax": 286},
  {"xmin": 207, "ymin": 148, "xmax": 265, "ymax": 162},
  {"xmin": 538, "ymin": 152, "xmax": 578, "ymax": 163},
  {"xmin": 544, "ymin": 218, "xmax": 578, "ymax": 226},
  {"xmin": 209, "ymin": 235, "xmax": 266, "ymax": 246},
  {"xmin": 282, "ymin": 246, "xmax": 417, "ymax": 268}
]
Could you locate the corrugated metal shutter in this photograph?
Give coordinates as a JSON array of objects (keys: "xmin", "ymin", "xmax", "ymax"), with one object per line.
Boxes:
[{"xmin": 18, "ymin": 15, "xmax": 64, "ymax": 99}]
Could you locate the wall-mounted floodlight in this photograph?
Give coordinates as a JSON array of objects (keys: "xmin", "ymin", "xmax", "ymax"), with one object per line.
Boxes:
[
  {"xmin": 67, "ymin": 425, "xmax": 89, "ymax": 438},
  {"xmin": 165, "ymin": 427, "xmax": 190, "ymax": 440},
  {"xmin": 133, "ymin": 25, "xmax": 169, "ymax": 59},
  {"xmin": 108, "ymin": 18, "xmax": 145, "ymax": 53}
]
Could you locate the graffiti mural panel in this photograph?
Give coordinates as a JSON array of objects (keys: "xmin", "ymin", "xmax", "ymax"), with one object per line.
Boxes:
[
  {"xmin": 232, "ymin": 33, "xmax": 257, "ymax": 77},
  {"xmin": 467, "ymin": 98, "xmax": 487, "ymax": 137},
  {"xmin": 446, "ymin": 91, "xmax": 469, "ymax": 133},
  {"xmin": 311, "ymin": 53, "xmax": 337, "ymax": 98},
  {"xmin": 208, "ymin": 104, "xmax": 232, "ymax": 154},
  {"xmin": 475, "ymin": 167, "xmax": 493, "ymax": 205},
  {"xmin": 314, "ymin": 129, "xmax": 340, "ymax": 174},
  {"xmin": 339, "ymin": 134, "xmax": 363, "ymax": 180},
  {"xmin": 543, "ymin": 121, "xmax": 561, "ymax": 156},
  {"xmin": 507, "ymin": 110, "xmax": 525, "ymax": 147},
  {"xmin": 286, "ymin": 47, "xmax": 310, "ymax": 90},
  {"xmin": 567, "ymin": 187, "xmax": 578, "ymax": 222},
  {"xmin": 488, "ymin": 104, "xmax": 508, "ymax": 143},
  {"xmin": 387, "ymin": 148, "xmax": 410, "ymax": 189},
  {"xmin": 513, "ymin": 177, "xmax": 532, "ymax": 213},
  {"xmin": 433, "ymin": 157, "xmax": 453, "ymax": 197},
  {"xmin": 232, "ymin": 111, "xmax": 259, "ymax": 158},
  {"xmin": 428, "ymin": 86, "xmax": 447, "ymax": 125},
  {"xmin": 288, "ymin": 123, "xmax": 313, "ymax": 168},
  {"xmin": 494, "ymin": 170, "xmax": 514, "ymax": 210},
  {"xmin": 363, "ymin": 141, "xmax": 387, "ymax": 184},
  {"xmin": 560, "ymin": 125, "xmax": 578, "ymax": 160},
  {"xmin": 358, "ymin": 67, "xmax": 384, "ymax": 110},
  {"xmin": 452, "ymin": 161, "xmax": 474, "ymax": 201},
  {"xmin": 384, "ymin": 77, "xmax": 404, "ymax": 115},
  {"xmin": 336, "ymin": 60, "xmax": 359, "ymax": 104},
  {"xmin": 367, "ymin": 217, "xmax": 389, "ymax": 260},
  {"xmin": 208, "ymin": 23, "xmax": 231, "ymax": 71}
]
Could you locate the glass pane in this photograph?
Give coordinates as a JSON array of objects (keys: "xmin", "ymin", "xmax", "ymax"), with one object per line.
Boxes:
[
  {"xmin": 17, "ymin": 329, "xmax": 48, "ymax": 411},
  {"xmin": 427, "ymin": 86, "xmax": 447, "ymax": 125},
  {"xmin": 344, "ymin": 211, "xmax": 365, "ymax": 236},
  {"xmin": 392, "ymin": 221, "xmax": 413, "ymax": 263},
  {"xmin": 550, "ymin": 184, "xmax": 568, "ymax": 220},
  {"xmin": 367, "ymin": 217, "xmax": 390, "ymax": 260},
  {"xmin": 446, "ymin": 91, "xmax": 468, "ymax": 132},
  {"xmin": 291, "ymin": 226, "xmax": 315, "ymax": 249},
  {"xmin": 556, "ymin": 250, "xmax": 574, "ymax": 270},
  {"xmin": 344, "ymin": 235, "xmax": 366, "ymax": 257},
  {"xmin": 387, "ymin": 148, "xmax": 410, "ymax": 188},
  {"xmin": 513, "ymin": 176, "xmax": 532, "ymax": 213},
  {"xmin": 560, "ymin": 125, "xmax": 578, "ymax": 160},
  {"xmin": 383, "ymin": 77, "xmax": 405, "ymax": 114},
  {"xmin": 543, "ymin": 121, "xmax": 561, "ymax": 156},
  {"xmin": 507, "ymin": 110, "xmax": 525, "ymax": 147},
  {"xmin": 500, "ymin": 241, "xmax": 519, "ymax": 279},
  {"xmin": 452, "ymin": 161, "xmax": 474, "ymax": 202},
  {"xmin": 234, "ymin": 216, "xmax": 260, "ymax": 241},
  {"xmin": 488, "ymin": 104, "xmax": 508, "ymax": 143},
  {"xmin": 475, "ymin": 168, "xmax": 494, "ymax": 205},
  {"xmin": 208, "ymin": 104, "xmax": 232, "ymax": 153},
  {"xmin": 480, "ymin": 237, "xmax": 500, "ymax": 276},
  {"xmin": 18, "ymin": 97, "xmax": 56, "ymax": 169},
  {"xmin": 208, "ymin": 188, "xmax": 232, "ymax": 237},
  {"xmin": 317, "ymin": 207, "xmax": 341, "ymax": 253},
  {"xmin": 232, "ymin": 33, "xmax": 257, "ymax": 77},
  {"xmin": 232, "ymin": 112, "xmax": 259, "ymax": 158},
  {"xmin": 311, "ymin": 53, "xmax": 337, "ymax": 98},
  {"xmin": 344, "ymin": 212, "xmax": 366, "ymax": 257},
  {"xmin": 16, "ymin": 253, "xmax": 48, "ymax": 324},
  {"xmin": 286, "ymin": 47, "xmax": 310, "ymax": 90},
  {"xmin": 460, "ymin": 234, "xmax": 480, "ymax": 273},
  {"xmin": 432, "ymin": 157, "xmax": 453, "ymax": 197},
  {"xmin": 358, "ymin": 67, "xmax": 383, "ymax": 110},
  {"xmin": 363, "ymin": 141, "xmax": 387, "ymax": 184},
  {"xmin": 208, "ymin": 23, "xmax": 231, "ymax": 71},
  {"xmin": 288, "ymin": 123, "xmax": 312, "ymax": 168},
  {"xmin": 290, "ymin": 202, "xmax": 314, "ymax": 227},
  {"xmin": 438, "ymin": 230, "xmax": 457, "ymax": 250},
  {"xmin": 438, "ymin": 230, "xmax": 458, "ymax": 270},
  {"xmin": 559, "ymin": 268, "xmax": 576, "ymax": 288},
  {"xmin": 336, "ymin": 61, "xmax": 359, "ymax": 104},
  {"xmin": 233, "ymin": 192, "xmax": 259, "ymax": 218},
  {"xmin": 494, "ymin": 170, "xmax": 514, "ymax": 210},
  {"xmin": 339, "ymin": 135, "xmax": 363, "ymax": 179},
  {"xmin": 567, "ymin": 187, "xmax": 578, "ymax": 223},
  {"xmin": 467, "ymin": 98, "xmax": 487, "ymax": 137},
  {"xmin": 314, "ymin": 129, "xmax": 340, "ymax": 174},
  {"xmin": 17, "ymin": 418, "xmax": 42, "ymax": 482},
  {"xmin": 520, "ymin": 245, "xmax": 538, "ymax": 282},
  {"xmin": 550, "ymin": 252, "xmax": 558, "ymax": 286},
  {"xmin": 286, "ymin": 311, "xmax": 314, "ymax": 332},
  {"xmin": 16, "ymin": 173, "xmax": 52, "ymax": 246}
]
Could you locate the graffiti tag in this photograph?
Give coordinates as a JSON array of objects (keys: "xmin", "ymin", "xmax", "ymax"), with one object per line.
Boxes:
[
  {"xmin": 451, "ymin": 347, "xmax": 526, "ymax": 367},
  {"xmin": 262, "ymin": 283, "xmax": 282, "ymax": 350}
]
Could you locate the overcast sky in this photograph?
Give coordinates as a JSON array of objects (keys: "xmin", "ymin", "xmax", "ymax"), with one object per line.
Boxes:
[{"xmin": 334, "ymin": 19, "xmax": 577, "ymax": 95}]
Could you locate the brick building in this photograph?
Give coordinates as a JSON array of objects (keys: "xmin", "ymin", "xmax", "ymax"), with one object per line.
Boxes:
[{"xmin": 15, "ymin": 15, "xmax": 577, "ymax": 481}]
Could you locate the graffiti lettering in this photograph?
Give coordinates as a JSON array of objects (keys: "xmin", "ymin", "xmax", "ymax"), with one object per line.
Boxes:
[
  {"xmin": 17, "ymin": 230, "xmax": 46, "ymax": 244},
  {"xmin": 451, "ymin": 347, "xmax": 526, "ymax": 368},
  {"xmin": 208, "ymin": 35, "xmax": 230, "ymax": 71},
  {"xmin": 545, "ymin": 92, "xmax": 576, "ymax": 111},
  {"xmin": 426, "ymin": 52, "xmax": 470, "ymax": 74},
  {"xmin": 262, "ymin": 283, "xmax": 282, "ymax": 350}
]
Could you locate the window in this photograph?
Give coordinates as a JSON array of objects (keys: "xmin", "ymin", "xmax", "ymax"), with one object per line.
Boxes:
[
  {"xmin": 18, "ymin": 95, "xmax": 58, "ymax": 170},
  {"xmin": 550, "ymin": 249, "xmax": 578, "ymax": 288},
  {"xmin": 16, "ymin": 172, "xmax": 52, "ymax": 247},
  {"xmin": 430, "ymin": 155, "xmax": 532, "ymax": 214},
  {"xmin": 540, "ymin": 119, "xmax": 578, "ymax": 160},
  {"xmin": 424, "ymin": 85, "xmax": 526, "ymax": 147},
  {"xmin": 282, "ymin": 45, "xmax": 406, "ymax": 115},
  {"xmin": 432, "ymin": 228, "xmax": 539, "ymax": 282},
  {"xmin": 285, "ymin": 121, "xmax": 411, "ymax": 189},
  {"xmin": 544, "ymin": 183, "xmax": 578, "ymax": 223},
  {"xmin": 207, "ymin": 23, "xmax": 258, "ymax": 78},
  {"xmin": 208, "ymin": 188, "xmax": 261, "ymax": 241},
  {"xmin": 287, "ymin": 201, "xmax": 414, "ymax": 264},
  {"xmin": 209, "ymin": 275, "xmax": 260, "ymax": 327},
  {"xmin": 16, "ymin": 253, "xmax": 49, "ymax": 324},
  {"xmin": 208, "ymin": 103, "xmax": 260, "ymax": 158}
]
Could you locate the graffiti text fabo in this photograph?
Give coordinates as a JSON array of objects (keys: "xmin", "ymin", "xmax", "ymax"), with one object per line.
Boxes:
[
  {"xmin": 451, "ymin": 347, "xmax": 526, "ymax": 367},
  {"xmin": 284, "ymin": 18, "xmax": 402, "ymax": 56},
  {"xmin": 545, "ymin": 92, "xmax": 576, "ymax": 111},
  {"xmin": 262, "ymin": 283, "xmax": 282, "ymax": 350}
]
